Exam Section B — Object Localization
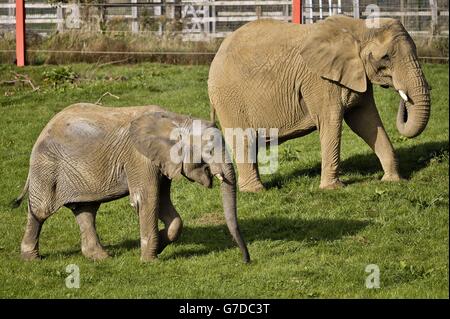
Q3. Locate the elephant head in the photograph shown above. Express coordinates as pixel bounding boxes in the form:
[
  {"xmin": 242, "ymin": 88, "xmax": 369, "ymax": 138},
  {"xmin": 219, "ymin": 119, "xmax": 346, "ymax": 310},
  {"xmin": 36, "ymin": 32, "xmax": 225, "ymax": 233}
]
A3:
[
  {"xmin": 300, "ymin": 15, "xmax": 431, "ymax": 138},
  {"xmin": 129, "ymin": 111, "xmax": 250, "ymax": 263}
]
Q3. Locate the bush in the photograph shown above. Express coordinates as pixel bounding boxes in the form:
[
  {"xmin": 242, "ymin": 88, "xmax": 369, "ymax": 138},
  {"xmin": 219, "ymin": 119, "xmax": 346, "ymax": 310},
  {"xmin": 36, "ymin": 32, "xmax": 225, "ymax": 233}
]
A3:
[
  {"xmin": 0, "ymin": 30, "xmax": 221, "ymax": 65},
  {"xmin": 42, "ymin": 66, "xmax": 79, "ymax": 87},
  {"xmin": 414, "ymin": 35, "xmax": 449, "ymax": 64},
  {"xmin": 0, "ymin": 29, "xmax": 446, "ymax": 65}
]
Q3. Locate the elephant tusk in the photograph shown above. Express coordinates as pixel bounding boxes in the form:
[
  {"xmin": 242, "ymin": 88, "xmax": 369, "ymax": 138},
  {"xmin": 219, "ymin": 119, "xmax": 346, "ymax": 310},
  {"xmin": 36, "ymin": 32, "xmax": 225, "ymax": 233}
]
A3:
[
  {"xmin": 399, "ymin": 90, "xmax": 409, "ymax": 102},
  {"xmin": 215, "ymin": 174, "xmax": 224, "ymax": 182}
]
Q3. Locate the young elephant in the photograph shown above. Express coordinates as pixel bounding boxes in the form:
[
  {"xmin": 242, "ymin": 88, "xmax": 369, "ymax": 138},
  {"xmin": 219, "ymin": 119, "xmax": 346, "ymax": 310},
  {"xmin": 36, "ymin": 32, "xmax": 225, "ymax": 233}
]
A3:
[{"xmin": 13, "ymin": 103, "xmax": 250, "ymax": 263}]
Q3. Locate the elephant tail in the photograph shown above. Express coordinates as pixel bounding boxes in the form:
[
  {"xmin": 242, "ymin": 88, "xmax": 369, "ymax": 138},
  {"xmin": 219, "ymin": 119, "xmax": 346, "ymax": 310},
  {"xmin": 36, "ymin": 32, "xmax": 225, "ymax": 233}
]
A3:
[{"xmin": 11, "ymin": 175, "xmax": 29, "ymax": 208}]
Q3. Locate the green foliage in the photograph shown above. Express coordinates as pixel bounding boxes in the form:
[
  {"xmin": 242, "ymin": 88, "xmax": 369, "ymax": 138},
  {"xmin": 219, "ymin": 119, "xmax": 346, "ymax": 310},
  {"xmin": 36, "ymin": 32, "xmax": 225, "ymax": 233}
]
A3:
[
  {"xmin": 414, "ymin": 36, "xmax": 449, "ymax": 62},
  {"xmin": 0, "ymin": 28, "xmax": 221, "ymax": 65},
  {"xmin": 0, "ymin": 63, "xmax": 448, "ymax": 298},
  {"xmin": 42, "ymin": 66, "xmax": 79, "ymax": 87}
]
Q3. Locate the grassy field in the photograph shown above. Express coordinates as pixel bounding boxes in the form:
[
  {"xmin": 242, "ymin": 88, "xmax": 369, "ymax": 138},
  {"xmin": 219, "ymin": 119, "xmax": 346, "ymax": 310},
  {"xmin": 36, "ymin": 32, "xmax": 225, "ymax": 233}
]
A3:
[{"xmin": 0, "ymin": 62, "xmax": 448, "ymax": 298}]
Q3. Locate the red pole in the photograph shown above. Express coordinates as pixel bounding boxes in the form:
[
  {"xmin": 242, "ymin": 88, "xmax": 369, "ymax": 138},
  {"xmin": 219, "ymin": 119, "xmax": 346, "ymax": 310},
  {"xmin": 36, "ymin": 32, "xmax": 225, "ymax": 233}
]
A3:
[
  {"xmin": 292, "ymin": 0, "xmax": 302, "ymax": 24},
  {"xmin": 16, "ymin": 0, "xmax": 26, "ymax": 66}
]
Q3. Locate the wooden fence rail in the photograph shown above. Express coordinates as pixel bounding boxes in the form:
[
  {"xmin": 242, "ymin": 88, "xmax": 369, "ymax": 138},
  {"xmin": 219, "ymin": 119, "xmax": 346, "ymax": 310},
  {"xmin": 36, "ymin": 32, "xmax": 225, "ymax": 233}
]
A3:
[{"xmin": 0, "ymin": 1, "xmax": 448, "ymax": 38}]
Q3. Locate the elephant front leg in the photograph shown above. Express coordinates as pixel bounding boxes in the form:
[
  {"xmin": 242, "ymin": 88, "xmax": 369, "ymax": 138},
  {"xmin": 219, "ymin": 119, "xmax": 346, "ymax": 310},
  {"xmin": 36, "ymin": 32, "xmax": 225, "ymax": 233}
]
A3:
[
  {"xmin": 132, "ymin": 191, "xmax": 160, "ymax": 262},
  {"xmin": 344, "ymin": 97, "xmax": 402, "ymax": 182},
  {"xmin": 318, "ymin": 111, "xmax": 345, "ymax": 189},
  {"xmin": 128, "ymin": 167, "xmax": 162, "ymax": 262},
  {"xmin": 236, "ymin": 162, "xmax": 265, "ymax": 193},
  {"xmin": 157, "ymin": 178, "xmax": 183, "ymax": 254},
  {"xmin": 72, "ymin": 203, "xmax": 109, "ymax": 261}
]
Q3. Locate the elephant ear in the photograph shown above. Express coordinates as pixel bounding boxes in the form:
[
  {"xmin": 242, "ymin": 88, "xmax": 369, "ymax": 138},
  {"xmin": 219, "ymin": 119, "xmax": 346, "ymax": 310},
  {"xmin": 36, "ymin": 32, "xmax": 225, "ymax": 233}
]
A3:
[
  {"xmin": 129, "ymin": 111, "xmax": 187, "ymax": 179},
  {"xmin": 299, "ymin": 16, "xmax": 367, "ymax": 93}
]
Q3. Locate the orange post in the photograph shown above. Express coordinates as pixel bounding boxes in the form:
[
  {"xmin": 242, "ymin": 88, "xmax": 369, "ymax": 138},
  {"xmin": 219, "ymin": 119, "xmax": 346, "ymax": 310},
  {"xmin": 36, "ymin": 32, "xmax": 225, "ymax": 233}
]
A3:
[
  {"xmin": 292, "ymin": 0, "xmax": 302, "ymax": 24},
  {"xmin": 16, "ymin": 0, "xmax": 26, "ymax": 66}
]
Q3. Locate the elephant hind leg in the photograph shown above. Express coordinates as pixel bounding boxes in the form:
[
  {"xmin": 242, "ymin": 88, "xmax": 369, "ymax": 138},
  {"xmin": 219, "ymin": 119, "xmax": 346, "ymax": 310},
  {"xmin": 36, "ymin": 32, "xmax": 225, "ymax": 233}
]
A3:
[
  {"xmin": 71, "ymin": 203, "xmax": 109, "ymax": 261},
  {"xmin": 158, "ymin": 178, "xmax": 183, "ymax": 254},
  {"xmin": 21, "ymin": 202, "xmax": 46, "ymax": 261},
  {"xmin": 21, "ymin": 175, "xmax": 64, "ymax": 261}
]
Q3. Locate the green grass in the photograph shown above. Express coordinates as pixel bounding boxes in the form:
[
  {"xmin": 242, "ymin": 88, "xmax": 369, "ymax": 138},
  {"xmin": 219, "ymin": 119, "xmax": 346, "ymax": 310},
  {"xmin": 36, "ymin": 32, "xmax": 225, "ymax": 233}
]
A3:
[{"xmin": 0, "ymin": 62, "xmax": 448, "ymax": 298}]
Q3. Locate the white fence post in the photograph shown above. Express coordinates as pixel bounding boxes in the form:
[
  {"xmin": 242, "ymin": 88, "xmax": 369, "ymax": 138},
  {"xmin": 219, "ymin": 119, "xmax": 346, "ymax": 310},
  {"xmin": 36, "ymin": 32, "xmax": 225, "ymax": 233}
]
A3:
[
  {"xmin": 306, "ymin": 0, "xmax": 313, "ymax": 23},
  {"xmin": 400, "ymin": 0, "xmax": 405, "ymax": 25},
  {"xmin": 131, "ymin": 0, "xmax": 138, "ymax": 33},
  {"xmin": 8, "ymin": 0, "xmax": 14, "ymax": 17},
  {"xmin": 211, "ymin": 1, "xmax": 216, "ymax": 34},
  {"xmin": 429, "ymin": 0, "xmax": 438, "ymax": 36},
  {"xmin": 353, "ymin": 0, "xmax": 360, "ymax": 19},
  {"xmin": 156, "ymin": 0, "xmax": 163, "ymax": 35},
  {"xmin": 204, "ymin": 3, "xmax": 210, "ymax": 34},
  {"xmin": 56, "ymin": 4, "xmax": 64, "ymax": 32},
  {"xmin": 283, "ymin": 1, "xmax": 289, "ymax": 21},
  {"xmin": 165, "ymin": 0, "xmax": 174, "ymax": 28},
  {"xmin": 65, "ymin": 3, "xmax": 80, "ymax": 29},
  {"xmin": 332, "ymin": 4, "xmax": 338, "ymax": 15},
  {"xmin": 319, "ymin": 0, "xmax": 323, "ymax": 19}
]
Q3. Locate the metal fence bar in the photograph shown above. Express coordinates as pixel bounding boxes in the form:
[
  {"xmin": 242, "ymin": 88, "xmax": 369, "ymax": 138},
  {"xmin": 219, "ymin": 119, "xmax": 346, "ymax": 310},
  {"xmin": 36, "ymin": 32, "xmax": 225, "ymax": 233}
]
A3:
[
  {"xmin": 292, "ymin": 0, "xmax": 302, "ymax": 23},
  {"xmin": 353, "ymin": 0, "xmax": 359, "ymax": 19},
  {"xmin": 15, "ymin": 0, "xmax": 25, "ymax": 66}
]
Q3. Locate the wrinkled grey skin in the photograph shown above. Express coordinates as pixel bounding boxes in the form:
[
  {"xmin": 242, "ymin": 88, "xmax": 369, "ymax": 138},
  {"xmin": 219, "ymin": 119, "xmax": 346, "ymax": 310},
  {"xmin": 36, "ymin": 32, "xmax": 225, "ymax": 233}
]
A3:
[
  {"xmin": 14, "ymin": 103, "xmax": 250, "ymax": 263},
  {"xmin": 208, "ymin": 16, "xmax": 431, "ymax": 192}
]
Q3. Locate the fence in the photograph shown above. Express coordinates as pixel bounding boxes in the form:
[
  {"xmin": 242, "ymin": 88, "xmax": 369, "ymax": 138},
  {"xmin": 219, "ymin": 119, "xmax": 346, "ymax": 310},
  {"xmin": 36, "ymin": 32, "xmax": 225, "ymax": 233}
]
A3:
[
  {"xmin": 0, "ymin": 0, "xmax": 448, "ymax": 64},
  {"xmin": 0, "ymin": 1, "xmax": 295, "ymax": 40},
  {"xmin": 303, "ymin": 1, "xmax": 448, "ymax": 36},
  {"xmin": 1, "ymin": 1, "xmax": 449, "ymax": 37}
]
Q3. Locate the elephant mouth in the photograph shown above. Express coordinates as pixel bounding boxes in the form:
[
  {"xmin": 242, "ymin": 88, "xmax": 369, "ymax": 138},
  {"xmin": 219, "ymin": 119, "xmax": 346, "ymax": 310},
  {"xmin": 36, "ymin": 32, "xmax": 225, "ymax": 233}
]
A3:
[{"xmin": 400, "ymin": 100, "xmax": 409, "ymax": 123}]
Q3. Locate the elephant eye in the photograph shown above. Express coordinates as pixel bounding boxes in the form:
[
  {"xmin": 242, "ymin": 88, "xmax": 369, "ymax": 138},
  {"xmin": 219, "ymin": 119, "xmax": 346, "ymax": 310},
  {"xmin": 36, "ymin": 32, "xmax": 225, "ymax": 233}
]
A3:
[{"xmin": 382, "ymin": 54, "xmax": 389, "ymax": 60}]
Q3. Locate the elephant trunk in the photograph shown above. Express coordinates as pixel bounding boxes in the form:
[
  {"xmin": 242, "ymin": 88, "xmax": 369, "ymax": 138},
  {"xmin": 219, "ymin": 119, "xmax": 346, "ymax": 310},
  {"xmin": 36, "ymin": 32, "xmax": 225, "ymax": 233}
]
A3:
[
  {"xmin": 395, "ymin": 66, "xmax": 431, "ymax": 138},
  {"xmin": 220, "ymin": 162, "xmax": 250, "ymax": 263}
]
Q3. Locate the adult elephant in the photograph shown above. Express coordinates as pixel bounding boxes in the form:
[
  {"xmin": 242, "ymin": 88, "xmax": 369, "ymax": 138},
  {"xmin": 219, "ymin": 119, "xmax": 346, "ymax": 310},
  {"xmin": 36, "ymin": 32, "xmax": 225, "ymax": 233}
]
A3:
[
  {"xmin": 208, "ymin": 16, "xmax": 431, "ymax": 192},
  {"xmin": 14, "ymin": 103, "xmax": 249, "ymax": 263}
]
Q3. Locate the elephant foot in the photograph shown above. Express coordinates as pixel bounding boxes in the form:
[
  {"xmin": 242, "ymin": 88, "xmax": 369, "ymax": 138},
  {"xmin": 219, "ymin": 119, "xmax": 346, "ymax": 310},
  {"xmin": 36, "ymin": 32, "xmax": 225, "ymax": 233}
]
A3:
[
  {"xmin": 320, "ymin": 179, "xmax": 346, "ymax": 190},
  {"xmin": 82, "ymin": 246, "xmax": 109, "ymax": 261},
  {"xmin": 238, "ymin": 179, "xmax": 266, "ymax": 193},
  {"xmin": 21, "ymin": 250, "xmax": 41, "ymax": 261},
  {"xmin": 140, "ymin": 254, "xmax": 158, "ymax": 263},
  {"xmin": 381, "ymin": 174, "xmax": 404, "ymax": 182},
  {"xmin": 239, "ymin": 184, "xmax": 265, "ymax": 193},
  {"xmin": 157, "ymin": 225, "xmax": 181, "ymax": 254}
]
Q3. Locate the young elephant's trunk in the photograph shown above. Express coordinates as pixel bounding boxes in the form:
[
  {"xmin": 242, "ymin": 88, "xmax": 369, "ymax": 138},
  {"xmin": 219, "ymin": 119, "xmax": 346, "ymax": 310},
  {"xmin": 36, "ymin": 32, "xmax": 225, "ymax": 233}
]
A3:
[{"xmin": 220, "ymin": 162, "xmax": 250, "ymax": 263}]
